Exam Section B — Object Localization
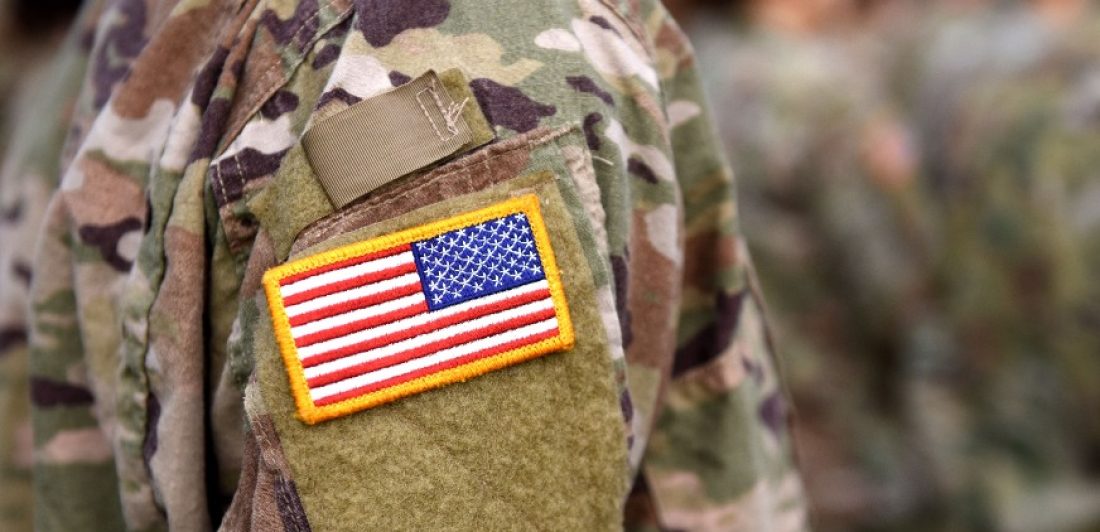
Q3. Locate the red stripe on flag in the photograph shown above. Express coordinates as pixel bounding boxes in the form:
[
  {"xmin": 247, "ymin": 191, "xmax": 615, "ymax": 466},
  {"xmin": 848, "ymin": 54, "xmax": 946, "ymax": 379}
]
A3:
[
  {"xmin": 306, "ymin": 307, "xmax": 558, "ymax": 388},
  {"xmin": 287, "ymin": 283, "xmax": 422, "ymax": 327},
  {"xmin": 279, "ymin": 244, "xmax": 411, "ymax": 286},
  {"xmin": 299, "ymin": 288, "xmax": 552, "ymax": 367},
  {"xmin": 281, "ymin": 261, "xmax": 418, "ymax": 306},
  {"xmin": 312, "ymin": 327, "xmax": 561, "ymax": 406}
]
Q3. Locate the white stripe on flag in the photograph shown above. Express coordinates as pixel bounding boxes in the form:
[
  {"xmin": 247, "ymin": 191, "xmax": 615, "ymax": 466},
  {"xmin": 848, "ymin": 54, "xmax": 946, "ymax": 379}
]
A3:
[
  {"xmin": 309, "ymin": 318, "xmax": 560, "ymax": 402},
  {"xmin": 279, "ymin": 251, "xmax": 416, "ymax": 298},
  {"xmin": 302, "ymin": 297, "xmax": 556, "ymax": 377}
]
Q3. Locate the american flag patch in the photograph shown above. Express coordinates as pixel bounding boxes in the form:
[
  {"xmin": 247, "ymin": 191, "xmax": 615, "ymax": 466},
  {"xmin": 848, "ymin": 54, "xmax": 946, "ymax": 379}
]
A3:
[{"xmin": 262, "ymin": 194, "xmax": 574, "ymax": 424}]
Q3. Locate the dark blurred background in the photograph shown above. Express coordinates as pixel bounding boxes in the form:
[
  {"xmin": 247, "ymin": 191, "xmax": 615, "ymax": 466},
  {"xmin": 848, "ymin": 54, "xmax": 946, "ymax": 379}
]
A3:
[
  {"xmin": 1, "ymin": 1, "xmax": 1099, "ymax": 531},
  {"xmin": 667, "ymin": 0, "xmax": 1100, "ymax": 530},
  {"xmin": 0, "ymin": 0, "xmax": 82, "ymax": 151}
]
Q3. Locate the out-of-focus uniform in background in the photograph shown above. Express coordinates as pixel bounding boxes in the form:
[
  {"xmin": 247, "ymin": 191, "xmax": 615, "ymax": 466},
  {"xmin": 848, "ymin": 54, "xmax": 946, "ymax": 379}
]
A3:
[
  {"xmin": 909, "ymin": 2, "xmax": 1100, "ymax": 529},
  {"xmin": 678, "ymin": 0, "xmax": 1100, "ymax": 530},
  {"xmin": 0, "ymin": 1, "xmax": 83, "ymax": 529},
  {"xmin": 686, "ymin": 2, "xmax": 931, "ymax": 527}
]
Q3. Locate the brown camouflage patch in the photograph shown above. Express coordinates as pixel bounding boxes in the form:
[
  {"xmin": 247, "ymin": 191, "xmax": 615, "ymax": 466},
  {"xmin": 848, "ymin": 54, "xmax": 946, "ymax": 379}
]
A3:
[
  {"xmin": 567, "ymin": 75, "xmax": 616, "ymax": 106},
  {"xmin": 112, "ymin": 0, "xmax": 232, "ymax": 118},
  {"xmin": 64, "ymin": 156, "xmax": 146, "ymax": 226},
  {"xmin": 624, "ymin": 210, "xmax": 682, "ymax": 371}
]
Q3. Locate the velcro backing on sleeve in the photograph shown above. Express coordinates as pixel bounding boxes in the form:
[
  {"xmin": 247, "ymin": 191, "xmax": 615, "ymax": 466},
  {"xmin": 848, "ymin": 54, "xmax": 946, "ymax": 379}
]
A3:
[{"xmin": 302, "ymin": 70, "xmax": 490, "ymax": 208}]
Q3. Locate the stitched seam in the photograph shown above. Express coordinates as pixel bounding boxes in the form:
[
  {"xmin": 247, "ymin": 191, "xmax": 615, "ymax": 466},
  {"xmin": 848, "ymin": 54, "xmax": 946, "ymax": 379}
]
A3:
[
  {"xmin": 259, "ymin": 0, "xmax": 348, "ymax": 92},
  {"xmin": 215, "ymin": 0, "xmax": 351, "ymax": 163},
  {"xmin": 444, "ymin": 97, "xmax": 468, "ymax": 136},
  {"xmin": 214, "ymin": 163, "xmax": 229, "ymax": 208},
  {"xmin": 415, "ymin": 77, "xmax": 466, "ymax": 142},
  {"xmin": 215, "ymin": 0, "xmax": 352, "ymax": 247},
  {"xmin": 241, "ymin": 0, "xmax": 337, "ymax": 123},
  {"xmin": 426, "ymin": 78, "xmax": 461, "ymax": 137},
  {"xmin": 205, "ymin": 0, "xmax": 262, "ymax": 208},
  {"xmin": 301, "ymin": 126, "xmax": 574, "ymax": 241},
  {"xmin": 415, "ymin": 85, "xmax": 448, "ymax": 141},
  {"xmin": 426, "ymin": 80, "xmax": 446, "ymax": 133},
  {"xmin": 233, "ymin": 154, "xmax": 247, "ymax": 203},
  {"xmin": 342, "ymin": 127, "xmax": 566, "ymax": 210},
  {"xmin": 207, "ymin": 0, "xmax": 261, "ymax": 209}
]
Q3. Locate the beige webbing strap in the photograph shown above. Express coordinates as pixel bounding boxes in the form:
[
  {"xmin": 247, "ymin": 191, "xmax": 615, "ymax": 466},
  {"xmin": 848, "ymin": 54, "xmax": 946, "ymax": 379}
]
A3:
[{"xmin": 302, "ymin": 70, "xmax": 475, "ymax": 208}]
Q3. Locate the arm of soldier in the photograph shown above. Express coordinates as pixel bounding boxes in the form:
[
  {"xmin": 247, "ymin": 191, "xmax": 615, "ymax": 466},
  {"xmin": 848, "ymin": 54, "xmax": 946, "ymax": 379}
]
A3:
[
  {"xmin": 636, "ymin": 8, "xmax": 808, "ymax": 531},
  {"xmin": 0, "ymin": 181, "xmax": 35, "ymax": 532},
  {"xmin": 11, "ymin": 18, "xmax": 128, "ymax": 529},
  {"xmin": 0, "ymin": 39, "xmax": 95, "ymax": 531}
]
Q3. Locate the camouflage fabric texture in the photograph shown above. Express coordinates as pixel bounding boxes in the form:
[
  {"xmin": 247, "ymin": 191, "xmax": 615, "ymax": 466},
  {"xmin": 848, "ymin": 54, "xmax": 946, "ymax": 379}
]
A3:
[
  {"xmin": 692, "ymin": 15, "xmax": 927, "ymax": 529},
  {"xmin": 691, "ymin": 2, "xmax": 1100, "ymax": 531},
  {"xmin": 0, "ymin": 1, "xmax": 94, "ymax": 530},
  {"xmin": 0, "ymin": 0, "xmax": 807, "ymax": 530}
]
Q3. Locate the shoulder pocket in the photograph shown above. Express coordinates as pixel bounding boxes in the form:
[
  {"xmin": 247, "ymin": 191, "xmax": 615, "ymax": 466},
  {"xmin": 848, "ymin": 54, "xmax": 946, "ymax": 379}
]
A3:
[{"xmin": 243, "ymin": 125, "xmax": 630, "ymax": 531}]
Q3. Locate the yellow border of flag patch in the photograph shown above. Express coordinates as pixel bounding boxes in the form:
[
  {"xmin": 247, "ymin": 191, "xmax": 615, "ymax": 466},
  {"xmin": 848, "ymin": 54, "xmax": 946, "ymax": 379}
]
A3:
[{"xmin": 262, "ymin": 194, "xmax": 575, "ymax": 424}]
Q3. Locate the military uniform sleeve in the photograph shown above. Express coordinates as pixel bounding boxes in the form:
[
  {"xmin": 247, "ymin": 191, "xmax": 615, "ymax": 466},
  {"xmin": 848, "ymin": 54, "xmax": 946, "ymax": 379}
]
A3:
[
  {"xmin": 0, "ymin": 139, "xmax": 36, "ymax": 532},
  {"xmin": 11, "ymin": 0, "xmax": 810, "ymax": 529},
  {"xmin": 630, "ymin": 7, "xmax": 809, "ymax": 530}
]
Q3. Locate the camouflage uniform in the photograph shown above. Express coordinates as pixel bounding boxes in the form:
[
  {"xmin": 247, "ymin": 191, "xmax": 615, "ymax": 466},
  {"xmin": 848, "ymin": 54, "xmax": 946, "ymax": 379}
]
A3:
[
  {"xmin": 8, "ymin": 0, "xmax": 806, "ymax": 530},
  {"xmin": 690, "ymin": 10, "xmax": 933, "ymax": 529}
]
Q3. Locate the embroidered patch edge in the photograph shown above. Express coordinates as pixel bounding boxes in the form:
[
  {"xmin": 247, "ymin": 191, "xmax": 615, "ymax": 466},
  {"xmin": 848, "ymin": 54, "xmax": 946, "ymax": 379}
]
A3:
[{"xmin": 262, "ymin": 194, "xmax": 575, "ymax": 424}]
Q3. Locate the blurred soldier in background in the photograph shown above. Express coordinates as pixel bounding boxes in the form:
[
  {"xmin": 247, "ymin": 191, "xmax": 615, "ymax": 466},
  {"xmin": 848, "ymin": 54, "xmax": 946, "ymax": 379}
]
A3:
[
  {"xmin": 0, "ymin": 0, "xmax": 83, "ymax": 148},
  {"xmin": 678, "ymin": 0, "xmax": 933, "ymax": 528},
  {"xmin": 909, "ymin": 0, "xmax": 1100, "ymax": 529},
  {"xmin": 0, "ymin": 1, "xmax": 85, "ymax": 529},
  {"xmin": 675, "ymin": 0, "xmax": 1100, "ymax": 530}
]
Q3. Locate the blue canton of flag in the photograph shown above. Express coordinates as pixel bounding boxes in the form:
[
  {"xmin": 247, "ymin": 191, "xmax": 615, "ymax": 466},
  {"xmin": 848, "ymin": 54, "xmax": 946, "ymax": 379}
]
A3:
[{"xmin": 412, "ymin": 212, "xmax": 546, "ymax": 311}]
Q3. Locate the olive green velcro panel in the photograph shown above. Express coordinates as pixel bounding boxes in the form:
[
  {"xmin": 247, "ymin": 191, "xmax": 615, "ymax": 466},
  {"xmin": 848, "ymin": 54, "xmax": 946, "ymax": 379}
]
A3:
[
  {"xmin": 254, "ymin": 69, "xmax": 498, "ymax": 259},
  {"xmin": 254, "ymin": 171, "xmax": 628, "ymax": 531},
  {"xmin": 302, "ymin": 70, "xmax": 493, "ymax": 208},
  {"xmin": 247, "ymin": 143, "xmax": 335, "ymax": 262}
]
